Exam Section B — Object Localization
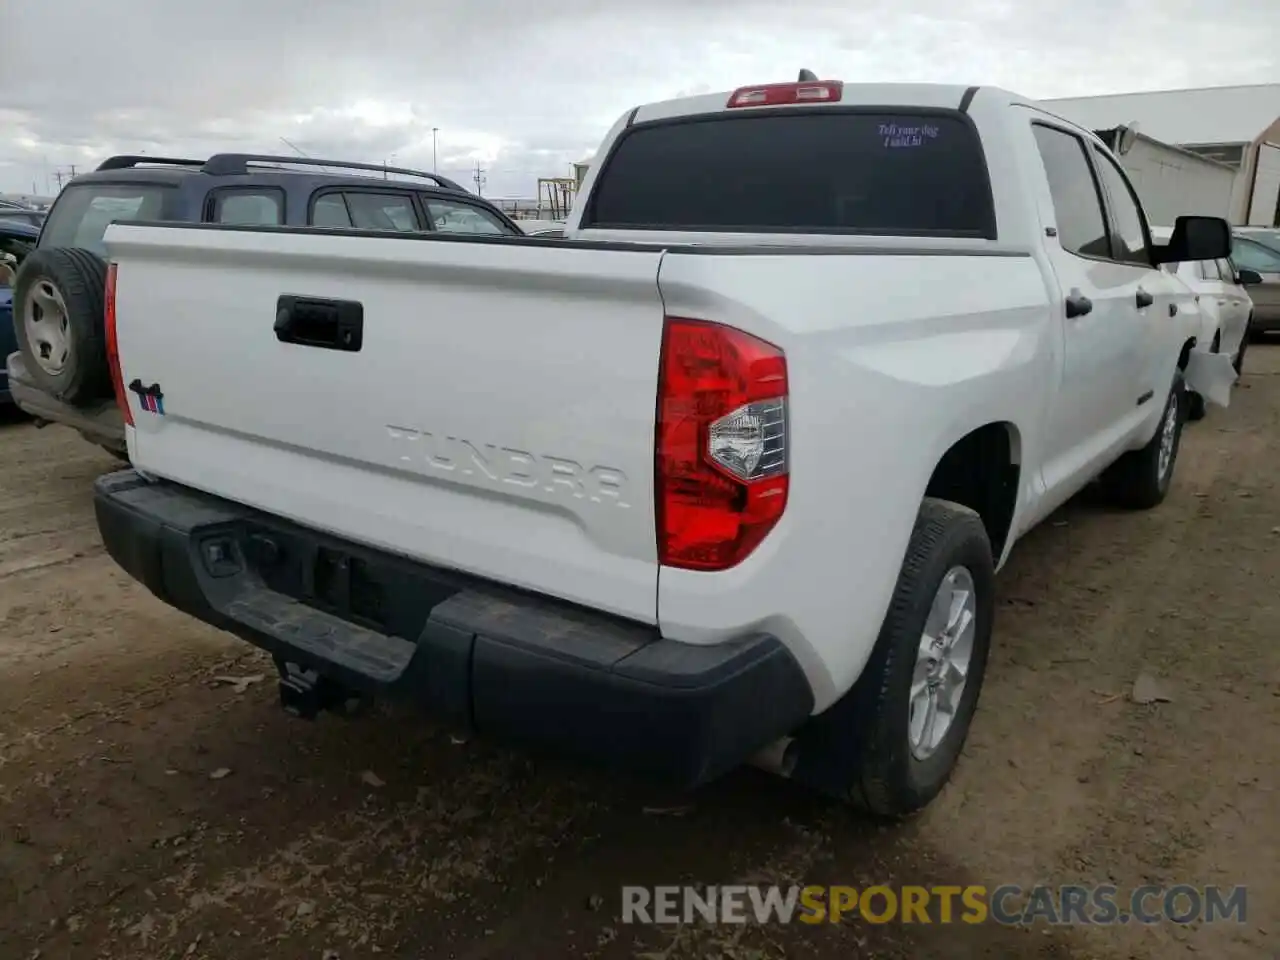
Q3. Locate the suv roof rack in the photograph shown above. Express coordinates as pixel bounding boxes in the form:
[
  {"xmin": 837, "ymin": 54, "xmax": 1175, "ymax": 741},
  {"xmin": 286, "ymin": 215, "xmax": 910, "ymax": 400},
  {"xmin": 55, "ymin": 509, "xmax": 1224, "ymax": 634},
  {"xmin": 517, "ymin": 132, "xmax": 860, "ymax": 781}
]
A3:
[
  {"xmin": 200, "ymin": 154, "xmax": 467, "ymax": 192},
  {"xmin": 96, "ymin": 155, "xmax": 207, "ymax": 171}
]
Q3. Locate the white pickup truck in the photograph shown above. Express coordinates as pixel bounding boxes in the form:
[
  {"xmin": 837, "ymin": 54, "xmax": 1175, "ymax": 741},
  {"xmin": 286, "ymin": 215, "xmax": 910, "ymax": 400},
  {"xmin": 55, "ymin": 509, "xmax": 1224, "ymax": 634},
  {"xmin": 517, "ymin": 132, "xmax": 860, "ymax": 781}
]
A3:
[{"xmin": 94, "ymin": 79, "xmax": 1233, "ymax": 817}]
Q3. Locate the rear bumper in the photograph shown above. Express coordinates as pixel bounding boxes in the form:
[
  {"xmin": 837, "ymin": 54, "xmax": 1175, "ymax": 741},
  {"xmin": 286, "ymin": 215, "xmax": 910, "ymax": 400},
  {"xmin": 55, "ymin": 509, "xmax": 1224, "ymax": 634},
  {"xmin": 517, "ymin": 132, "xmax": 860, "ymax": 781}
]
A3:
[
  {"xmin": 93, "ymin": 470, "xmax": 814, "ymax": 786},
  {"xmin": 6, "ymin": 352, "xmax": 125, "ymax": 450}
]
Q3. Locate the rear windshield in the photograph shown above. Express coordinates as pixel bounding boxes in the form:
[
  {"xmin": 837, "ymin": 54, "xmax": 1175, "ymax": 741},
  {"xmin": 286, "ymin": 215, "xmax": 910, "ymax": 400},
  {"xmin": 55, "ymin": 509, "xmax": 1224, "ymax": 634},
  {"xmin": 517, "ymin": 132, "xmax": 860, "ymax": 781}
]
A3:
[
  {"xmin": 40, "ymin": 183, "xmax": 172, "ymax": 256},
  {"xmin": 586, "ymin": 111, "xmax": 995, "ymax": 238}
]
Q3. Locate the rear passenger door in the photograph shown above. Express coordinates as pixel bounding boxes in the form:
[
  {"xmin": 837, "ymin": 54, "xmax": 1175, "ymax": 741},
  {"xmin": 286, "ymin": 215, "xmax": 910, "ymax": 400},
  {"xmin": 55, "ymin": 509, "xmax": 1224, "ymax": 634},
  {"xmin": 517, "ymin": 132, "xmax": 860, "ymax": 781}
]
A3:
[
  {"xmin": 1030, "ymin": 122, "xmax": 1147, "ymax": 486},
  {"xmin": 308, "ymin": 189, "xmax": 422, "ymax": 232},
  {"xmin": 204, "ymin": 188, "xmax": 285, "ymax": 226},
  {"xmin": 1086, "ymin": 144, "xmax": 1185, "ymax": 412}
]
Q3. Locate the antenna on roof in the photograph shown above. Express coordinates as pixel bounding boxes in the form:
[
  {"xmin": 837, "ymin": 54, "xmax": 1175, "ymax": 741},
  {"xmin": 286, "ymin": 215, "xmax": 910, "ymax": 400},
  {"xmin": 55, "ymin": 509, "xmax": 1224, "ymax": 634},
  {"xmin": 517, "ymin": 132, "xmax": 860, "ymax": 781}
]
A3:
[{"xmin": 797, "ymin": 68, "xmax": 819, "ymax": 82}]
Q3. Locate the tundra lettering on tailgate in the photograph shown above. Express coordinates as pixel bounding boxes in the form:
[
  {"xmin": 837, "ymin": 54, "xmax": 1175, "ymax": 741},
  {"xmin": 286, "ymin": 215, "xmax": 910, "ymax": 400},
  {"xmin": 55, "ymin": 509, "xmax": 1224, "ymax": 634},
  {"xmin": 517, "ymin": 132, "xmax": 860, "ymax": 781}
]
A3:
[{"xmin": 386, "ymin": 425, "xmax": 631, "ymax": 508}]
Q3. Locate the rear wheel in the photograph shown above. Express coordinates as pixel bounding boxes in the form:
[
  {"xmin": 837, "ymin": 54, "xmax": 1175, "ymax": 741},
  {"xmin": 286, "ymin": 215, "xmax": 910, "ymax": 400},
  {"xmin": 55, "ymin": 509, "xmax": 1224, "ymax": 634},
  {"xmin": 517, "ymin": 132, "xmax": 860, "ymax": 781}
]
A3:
[
  {"xmin": 1102, "ymin": 375, "xmax": 1184, "ymax": 510},
  {"xmin": 12, "ymin": 248, "xmax": 111, "ymax": 407},
  {"xmin": 790, "ymin": 498, "xmax": 995, "ymax": 818}
]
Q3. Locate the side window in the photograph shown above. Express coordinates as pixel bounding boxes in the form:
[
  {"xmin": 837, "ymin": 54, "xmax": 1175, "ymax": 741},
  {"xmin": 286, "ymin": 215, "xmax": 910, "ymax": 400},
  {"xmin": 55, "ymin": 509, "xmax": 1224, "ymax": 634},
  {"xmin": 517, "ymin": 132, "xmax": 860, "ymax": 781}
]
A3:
[
  {"xmin": 1215, "ymin": 259, "xmax": 1235, "ymax": 282},
  {"xmin": 425, "ymin": 199, "xmax": 514, "ymax": 235},
  {"xmin": 344, "ymin": 192, "xmax": 420, "ymax": 232},
  {"xmin": 1090, "ymin": 148, "xmax": 1151, "ymax": 266},
  {"xmin": 1031, "ymin": 125, "xmax": 1110, "ymax": 259},
  {"xmin": 1197, "ymin": 261, "xmax": 1221, "ymax": 281},
  {"xmin": 210, "ymin": 189, "xmax": 283, "ymax": 226},
  {"xmin": 38, "ymin": 184, "xmax": 171, "ymax": 257},
  {"xmin": 1232, "ymin": 238, "xmax": 1280, "ymax": 274},
  {"xmin": 311, "ymin": 193, "xmax": 352, "ymax": 228}
]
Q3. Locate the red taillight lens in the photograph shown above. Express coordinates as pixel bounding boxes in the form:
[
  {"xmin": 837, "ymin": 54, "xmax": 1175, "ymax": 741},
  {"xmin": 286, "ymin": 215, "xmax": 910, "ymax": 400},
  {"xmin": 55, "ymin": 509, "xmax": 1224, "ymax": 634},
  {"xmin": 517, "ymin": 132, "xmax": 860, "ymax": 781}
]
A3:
[
  {"xmin": 104, "ymin": 262, "xmax": 132, "ymax": 427},
  {"xmin": 726, "ymin": 80, "xmax": 843, "ymax": 109},
  {"xmin": 656, "ymin": 317, "xmax": 789, "ymax": 571}
]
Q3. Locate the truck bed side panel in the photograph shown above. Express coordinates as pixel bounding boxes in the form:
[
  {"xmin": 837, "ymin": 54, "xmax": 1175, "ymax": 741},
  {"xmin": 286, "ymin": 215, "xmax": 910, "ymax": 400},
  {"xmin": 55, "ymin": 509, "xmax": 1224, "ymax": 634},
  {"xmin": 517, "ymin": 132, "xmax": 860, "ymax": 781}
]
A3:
[
  {"xmin": 655, "ymin": 249, "xmax": 1054, "ymax": 708},
  {"xmin": 106, "ymin": 225, "xmax": 667, "ymax": 622}
]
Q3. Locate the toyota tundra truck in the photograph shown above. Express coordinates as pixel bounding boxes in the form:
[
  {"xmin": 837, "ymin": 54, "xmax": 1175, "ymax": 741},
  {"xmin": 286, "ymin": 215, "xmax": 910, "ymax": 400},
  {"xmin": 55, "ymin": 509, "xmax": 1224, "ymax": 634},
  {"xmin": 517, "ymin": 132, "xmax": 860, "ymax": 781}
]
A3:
[{"xmin": 92, "ymin": 79, "xmax": 1233, "ymax": 817}]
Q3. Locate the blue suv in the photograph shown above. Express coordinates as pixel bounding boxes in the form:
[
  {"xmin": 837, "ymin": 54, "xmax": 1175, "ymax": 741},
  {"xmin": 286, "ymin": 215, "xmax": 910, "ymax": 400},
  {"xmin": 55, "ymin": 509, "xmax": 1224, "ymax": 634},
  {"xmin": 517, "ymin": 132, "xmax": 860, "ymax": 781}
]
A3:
[
  {"xmin": 8, "ymin": 154, "xmax": 524, "ymax": 454},
  {"xmin": 0, "ymin": 219, "xmax": 40, "ymax": 403}
]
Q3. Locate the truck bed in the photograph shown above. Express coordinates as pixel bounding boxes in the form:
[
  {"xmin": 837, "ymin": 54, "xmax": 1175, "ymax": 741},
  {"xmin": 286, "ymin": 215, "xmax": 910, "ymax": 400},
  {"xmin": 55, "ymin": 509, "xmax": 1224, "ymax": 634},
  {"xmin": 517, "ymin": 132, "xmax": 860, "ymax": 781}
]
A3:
[{"xmin": 105, "ymin": 220, "xmax": 1050, "ymax": 707}]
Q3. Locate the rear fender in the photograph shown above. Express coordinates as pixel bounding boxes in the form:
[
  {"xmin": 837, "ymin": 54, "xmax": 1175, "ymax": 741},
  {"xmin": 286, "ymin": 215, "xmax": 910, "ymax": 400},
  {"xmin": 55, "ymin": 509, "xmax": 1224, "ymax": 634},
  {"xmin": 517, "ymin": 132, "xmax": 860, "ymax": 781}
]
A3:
[{"xmin": 655, "ymin": 250, "xmax": 1051, "ymax": 709}]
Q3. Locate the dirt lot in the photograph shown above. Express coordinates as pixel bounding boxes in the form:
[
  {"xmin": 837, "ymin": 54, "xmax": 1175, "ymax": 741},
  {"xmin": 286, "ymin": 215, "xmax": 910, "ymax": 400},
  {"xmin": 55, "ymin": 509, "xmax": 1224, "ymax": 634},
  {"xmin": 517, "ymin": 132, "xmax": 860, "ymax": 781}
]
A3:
[{"xmin": 1, "ymin": 352, "xmax": 1278, "ymax": 960}]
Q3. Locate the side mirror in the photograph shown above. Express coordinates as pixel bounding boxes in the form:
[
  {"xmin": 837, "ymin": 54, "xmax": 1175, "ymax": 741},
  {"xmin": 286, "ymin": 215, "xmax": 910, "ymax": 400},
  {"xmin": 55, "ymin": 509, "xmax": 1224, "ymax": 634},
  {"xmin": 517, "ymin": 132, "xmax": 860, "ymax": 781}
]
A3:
[
  {"xmin": 1152, "ymin": 215, "xmax": 1232, "ymax": 265},
  {"xmin": 1237, "ymin": 268, "xmax": 1263, "ymax": 286}
]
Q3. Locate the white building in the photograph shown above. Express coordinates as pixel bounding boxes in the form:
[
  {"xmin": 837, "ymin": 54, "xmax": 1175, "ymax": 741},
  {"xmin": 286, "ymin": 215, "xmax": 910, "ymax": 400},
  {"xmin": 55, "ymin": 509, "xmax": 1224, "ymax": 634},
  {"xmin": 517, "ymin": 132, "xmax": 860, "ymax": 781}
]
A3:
[{"xmin": 1042, "ymin": 84, "xmax": 1280, "ymax": 226}]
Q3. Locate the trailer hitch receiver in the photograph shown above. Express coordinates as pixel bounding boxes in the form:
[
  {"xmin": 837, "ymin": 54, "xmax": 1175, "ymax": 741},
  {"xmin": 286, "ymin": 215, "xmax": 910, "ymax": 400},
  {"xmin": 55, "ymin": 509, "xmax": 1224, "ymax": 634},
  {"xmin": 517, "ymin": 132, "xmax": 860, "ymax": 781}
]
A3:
[{"xmin": 275, "ymin": 659, "xmax": 368, "ymax": 720}]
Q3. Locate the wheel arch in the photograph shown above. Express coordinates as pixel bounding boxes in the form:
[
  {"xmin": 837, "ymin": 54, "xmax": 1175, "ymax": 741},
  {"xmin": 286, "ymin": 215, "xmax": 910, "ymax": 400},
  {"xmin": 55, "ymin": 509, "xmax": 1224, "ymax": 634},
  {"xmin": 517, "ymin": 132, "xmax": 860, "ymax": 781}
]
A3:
[
  {"xmin": 1177, "ymin": 337, "xmax": 1197, "ymax": 370},
  {"xmin": 923, "ymin": 421, "xmax": 1021, "ymax": 562}
]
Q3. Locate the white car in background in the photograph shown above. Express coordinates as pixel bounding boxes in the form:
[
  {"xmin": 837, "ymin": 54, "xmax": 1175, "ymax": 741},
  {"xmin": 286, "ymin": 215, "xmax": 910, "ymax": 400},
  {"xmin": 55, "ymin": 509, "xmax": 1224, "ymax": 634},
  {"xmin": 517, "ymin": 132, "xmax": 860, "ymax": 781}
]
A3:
[{"xmin": 1152, "ymin": 225, "xmax": 1254, "ymax": 419}]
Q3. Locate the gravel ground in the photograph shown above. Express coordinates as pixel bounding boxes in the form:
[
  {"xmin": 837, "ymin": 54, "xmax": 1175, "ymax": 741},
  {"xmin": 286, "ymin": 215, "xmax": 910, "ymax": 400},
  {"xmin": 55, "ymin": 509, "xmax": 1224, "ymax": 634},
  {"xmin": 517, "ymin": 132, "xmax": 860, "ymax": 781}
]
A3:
[{"xmin": 1, "ymin": 347, "xmax": 1277, "ymax": 960}]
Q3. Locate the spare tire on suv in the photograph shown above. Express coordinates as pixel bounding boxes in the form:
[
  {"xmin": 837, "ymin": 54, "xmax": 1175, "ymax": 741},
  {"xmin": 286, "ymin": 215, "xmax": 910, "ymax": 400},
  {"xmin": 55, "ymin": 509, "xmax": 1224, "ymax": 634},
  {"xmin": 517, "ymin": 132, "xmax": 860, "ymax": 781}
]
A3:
[{"xmin": 12, "ymin": 247, "xmax": 111, "ymax": 406}]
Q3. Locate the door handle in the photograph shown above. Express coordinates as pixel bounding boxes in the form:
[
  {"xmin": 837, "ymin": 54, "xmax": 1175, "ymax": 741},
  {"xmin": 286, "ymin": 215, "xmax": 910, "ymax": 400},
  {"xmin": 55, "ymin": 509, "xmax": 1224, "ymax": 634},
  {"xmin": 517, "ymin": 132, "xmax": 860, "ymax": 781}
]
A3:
[
  {"xmin": 1217, "ymin": 299, "xmax": 1227, "ymax": 306},
  {"xmin": 1065, "ymin": 289, "xmax": 1093, "ymax": 319},
  {"xmin": 275, "ymin": 296, "xmax": 364, "ymax": 352},
  {"xmin": 1135, "ymin": 288, "xmax": 1154, "ymax": 309}
]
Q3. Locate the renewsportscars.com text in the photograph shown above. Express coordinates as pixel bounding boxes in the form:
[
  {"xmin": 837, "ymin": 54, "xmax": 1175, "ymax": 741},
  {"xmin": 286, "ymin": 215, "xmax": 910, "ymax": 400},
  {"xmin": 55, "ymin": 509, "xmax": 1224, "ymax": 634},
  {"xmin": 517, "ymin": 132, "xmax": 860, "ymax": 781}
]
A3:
[{"xmin": 621, "ymin": 884, "xmax": 1248, "ymax": 926}]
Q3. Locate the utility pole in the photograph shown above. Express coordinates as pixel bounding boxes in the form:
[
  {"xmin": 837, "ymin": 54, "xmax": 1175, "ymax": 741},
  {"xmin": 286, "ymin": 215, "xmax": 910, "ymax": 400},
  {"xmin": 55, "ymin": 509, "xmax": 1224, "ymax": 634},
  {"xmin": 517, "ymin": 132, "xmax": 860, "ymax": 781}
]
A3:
[
  {"xmin": 51, "ymin": 164, "xmax": 79, "ymax": 190},
  {"xmin": 432, "ymin": 128, "xmax": 439, "ymax": 173},
  {"xmin": 472, "ymin": 161, "xmax": 486, "ymax": 196}
]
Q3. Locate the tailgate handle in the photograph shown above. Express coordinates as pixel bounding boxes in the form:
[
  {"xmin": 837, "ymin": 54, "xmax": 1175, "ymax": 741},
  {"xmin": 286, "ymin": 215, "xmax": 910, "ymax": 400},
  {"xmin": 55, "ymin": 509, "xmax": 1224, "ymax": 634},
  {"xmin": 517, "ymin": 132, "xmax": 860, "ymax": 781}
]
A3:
[{"xmin": 275, "ymin": 296, "xmax": 363, "ymax": 352}]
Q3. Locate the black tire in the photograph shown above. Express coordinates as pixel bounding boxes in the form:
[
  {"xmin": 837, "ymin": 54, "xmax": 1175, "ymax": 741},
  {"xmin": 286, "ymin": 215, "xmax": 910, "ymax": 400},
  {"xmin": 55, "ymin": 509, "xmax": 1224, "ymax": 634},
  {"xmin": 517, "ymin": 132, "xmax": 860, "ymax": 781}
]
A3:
[
  {"xmin": 790, "ymin": 498, "xmax": 995, "ymax": 818},
  {"xmin": 12, "ymin": 247, "xmax": 110, "ymax": 406},
  {"xmin": 1101, "ymin": 375, "xmax": 1185, "ymax": 510},
  {"xmin": 1186, "ymin": 391, "xmax": 1206, "ymax": 422},
  {"xmin": 1234, "ymin": 318, "xmax": 1250, "ymax": 376}
]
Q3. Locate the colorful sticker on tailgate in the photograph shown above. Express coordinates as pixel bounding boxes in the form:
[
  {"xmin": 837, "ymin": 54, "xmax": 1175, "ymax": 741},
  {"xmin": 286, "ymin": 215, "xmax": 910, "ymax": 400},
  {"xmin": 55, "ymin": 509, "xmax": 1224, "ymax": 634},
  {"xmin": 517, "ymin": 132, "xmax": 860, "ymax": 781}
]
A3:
[{"xmin": 128, "ymin": 379, "xmax": 165, "ymax": 415}]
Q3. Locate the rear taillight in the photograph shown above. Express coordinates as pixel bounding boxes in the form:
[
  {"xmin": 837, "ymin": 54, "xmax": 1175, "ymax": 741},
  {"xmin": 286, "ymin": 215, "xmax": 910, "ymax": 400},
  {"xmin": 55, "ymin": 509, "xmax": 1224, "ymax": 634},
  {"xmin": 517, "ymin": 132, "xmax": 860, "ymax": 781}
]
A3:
[
  {"xmin": 726, "ymin": 80, "xmax": 843, "ymax": 109},
  {"xmin": 104, "ymin": 262, "xmax": 132, "ymax": 427},
  {"xmin": 656, "ymin": 318, "xmax": 789, "ymax": 571}
]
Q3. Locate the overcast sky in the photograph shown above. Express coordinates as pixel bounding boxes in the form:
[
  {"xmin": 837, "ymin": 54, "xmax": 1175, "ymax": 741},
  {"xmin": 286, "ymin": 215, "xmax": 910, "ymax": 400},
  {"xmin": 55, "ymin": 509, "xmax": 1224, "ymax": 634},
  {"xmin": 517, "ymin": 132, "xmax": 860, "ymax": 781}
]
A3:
[{"xmin": 1, "ymin": 0, "xmax": 1277, "ymax": 200}]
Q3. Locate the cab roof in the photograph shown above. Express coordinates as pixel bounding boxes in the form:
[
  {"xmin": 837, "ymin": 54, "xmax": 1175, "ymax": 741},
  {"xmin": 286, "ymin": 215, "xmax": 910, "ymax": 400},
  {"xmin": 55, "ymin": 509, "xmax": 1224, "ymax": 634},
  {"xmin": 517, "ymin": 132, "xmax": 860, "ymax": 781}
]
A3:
[{"xmin": 632, "ymin": 81, "xmax": 988, "ymax": 124}]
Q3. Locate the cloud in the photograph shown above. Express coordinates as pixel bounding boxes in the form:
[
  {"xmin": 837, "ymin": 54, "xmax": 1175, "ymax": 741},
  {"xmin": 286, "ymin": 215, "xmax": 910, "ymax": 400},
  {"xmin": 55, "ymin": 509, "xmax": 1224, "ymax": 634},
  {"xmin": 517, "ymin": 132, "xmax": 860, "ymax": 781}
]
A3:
[{"xmin": 1, "ymin": 0, "xmax": 1276, "ymax": 197}]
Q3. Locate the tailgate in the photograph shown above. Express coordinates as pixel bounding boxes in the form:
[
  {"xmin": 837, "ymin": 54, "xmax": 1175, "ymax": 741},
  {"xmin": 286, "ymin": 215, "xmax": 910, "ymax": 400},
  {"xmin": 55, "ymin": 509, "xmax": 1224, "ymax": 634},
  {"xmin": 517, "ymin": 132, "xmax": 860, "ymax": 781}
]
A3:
[{"xmin": 105, "ymin": 224, "xmax": 666, "ymax": 622}]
